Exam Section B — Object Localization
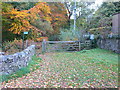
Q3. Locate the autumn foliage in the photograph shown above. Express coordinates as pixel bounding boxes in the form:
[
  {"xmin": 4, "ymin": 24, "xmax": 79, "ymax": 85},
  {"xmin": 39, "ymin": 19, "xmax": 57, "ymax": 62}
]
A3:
[
  {"xmin": 48, "ymin": 2, "xmax": 69, "ymax": 34},
  {"xmin": 2, "ymin": 2, "xmax": 69, "ymax": 41},
  {"xmin": 36, "ymin": 37, "xmax": 48, "ymax": 42},
  {"xmin": 3, "ymin": 9, "xmax": 31, "ymax": 34}
]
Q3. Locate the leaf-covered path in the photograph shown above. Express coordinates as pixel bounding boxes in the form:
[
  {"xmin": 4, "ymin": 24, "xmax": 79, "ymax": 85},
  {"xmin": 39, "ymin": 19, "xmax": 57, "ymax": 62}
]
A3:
[{"xmin": 1, "ymin": 49, "xmax": 118, "ymax": 88}]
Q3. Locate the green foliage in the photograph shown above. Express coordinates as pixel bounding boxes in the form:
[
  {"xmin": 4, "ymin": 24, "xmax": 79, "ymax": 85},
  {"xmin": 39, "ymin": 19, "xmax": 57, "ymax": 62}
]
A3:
[
  {"xmin": 2, "ymin": 39, "xmax": 23, "ymax": 53},
  {"xmin": 98, "ymin": 16, "xmax": 112, "ymax": 27},
  {"xmin": 2, "ymin": 29, "xmax": 20, "ymax": 42},
  {"xmin": 59, "ymin": 28, "xmax": 78, "ymax": 41},
  {"xmin": 2, "ymin": 3, "xmax": 13, "ymax": 12},
  {"xmin": 8, "ymin": 2, "xmax": 36, "ymax": 11},
  {"xmin": 98, "ymin": 2, "xmax": 120, "ymax": 17},
  {"xmin": 2, "ymin": 3, "xmax": 28, "ymax": 41},
  {"xmin": 63, "ymin": 2, "xmax": 95, "ymax": 40},
  {"xmin": 76, "ymin": 2, "xmax": 94, "ymax": 31},
  {"xmin": 89, "ymin": 15, "xmax": 112, "ymax": 30},
  {"xmin": 88, "ymin": 26, "xmax": 112, "ymax": 35},
  {"xmin": 30, "ymin": 17, "xmax": 54, "ymax": 37},
  {"xmin": 88, "ymin": 2, "xmax": 120, "ymax": 35},
  {"xmin": 59, "ymin": 24, "xmax": 86, "ymax": 41},
  {"xmin": 0, "ymin": 55, "xmax": 42, "ymax": 83},
  {"xmin": 48, "ymin": 34, "xmax": 60, "ymax": 41},
  {"xmin": 2, "ymin": 3, "xmax": 19, "ymax": 41}
]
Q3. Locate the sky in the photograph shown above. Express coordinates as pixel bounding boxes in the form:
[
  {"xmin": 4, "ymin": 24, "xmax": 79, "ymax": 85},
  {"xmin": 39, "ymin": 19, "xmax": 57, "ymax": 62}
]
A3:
[
  {"xmin": 90, "ymin": 0, "xmax": 103, "ymax": 10},
  {"xmin": 95, "ymin": 0, "xmax": 103, "ymax": 6},
  {"xmin": 70, "ymin": 0, "xmax": 103, "ymax": 19}
]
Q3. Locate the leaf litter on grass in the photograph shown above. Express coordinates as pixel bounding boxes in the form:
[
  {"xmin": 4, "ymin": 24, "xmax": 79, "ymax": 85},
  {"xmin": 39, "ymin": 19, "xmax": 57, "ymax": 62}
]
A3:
[{"xmin": 1, "ymin": 48, "xmax": 118, "ymax": 88}]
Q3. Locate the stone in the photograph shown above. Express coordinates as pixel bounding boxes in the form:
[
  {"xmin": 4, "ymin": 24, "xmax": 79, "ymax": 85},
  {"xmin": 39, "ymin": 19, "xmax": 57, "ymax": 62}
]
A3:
[
  {"xmin": 1, "ymin": 45, "xmax": 35, "ymax": 75},
  {"xmin": 97, "ymin": 39, "xmax": 119, "ymax": 53},
  {"xmin": 0, "ymin": 52, "xmax": 5, "ymax": 55}
]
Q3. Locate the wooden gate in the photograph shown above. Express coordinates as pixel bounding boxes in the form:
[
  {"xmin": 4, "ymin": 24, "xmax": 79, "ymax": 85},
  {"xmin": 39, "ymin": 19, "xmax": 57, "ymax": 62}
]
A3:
[{"xmin": 42, "ymin": 40, "xmax": 82, "ymax": 53}]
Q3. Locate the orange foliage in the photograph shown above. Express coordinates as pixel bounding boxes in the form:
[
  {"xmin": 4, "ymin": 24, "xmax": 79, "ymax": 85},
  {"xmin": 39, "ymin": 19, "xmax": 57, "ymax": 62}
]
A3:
[
  {"xmin": 28, "ymin": 2, "xmax": 52, "ymax": 22},
  {"xmin": 36, "ymin": 37, "xmax": 48, "ymax": 42},
  {"xmin": 3, "ymin": 2, "xmax": 68, "ymax": 36},
  {"xmin": 48, "ymin": 2, "xmax": 69, "ymax": 33},
  {"xmin": 3, "ymin": 9, "xmax": 32, "ymax": 34},
  {"xmin": 3, "ymin": 2, "xmax": 52, "ymax": 35}
]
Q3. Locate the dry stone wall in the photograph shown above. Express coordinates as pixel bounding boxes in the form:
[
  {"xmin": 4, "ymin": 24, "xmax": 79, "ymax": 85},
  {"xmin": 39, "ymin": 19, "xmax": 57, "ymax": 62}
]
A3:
[
  {"xmin": 97, "ymin": 39, "xmax": 119, "ymax": 53},
  {"xmin": 0, "ymin": 45, "xmax": 35, "ymax": 75},
  {"xmin": 97, "ymin": 13, "xmax": 120, "ymax": 53}
]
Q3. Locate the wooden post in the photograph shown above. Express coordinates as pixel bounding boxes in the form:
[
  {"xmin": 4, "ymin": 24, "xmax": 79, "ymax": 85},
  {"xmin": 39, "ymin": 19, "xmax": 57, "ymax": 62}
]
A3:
[
  {"xmin": 22, "ymin": 32, "xmax": 25, "ymax": 50},
  {"xmin": 79, "ymin": 41, "xmax": 81, "ymax": 51},
  {"xmin": 25, "ymin": 40, "xmax": 28, "ymax": 48},
  {"xmin": 42, "ymin": 40, "xmax": 44, "ymax": 53},
  {"xmin": 44, "ymin": 39, "xmax": 46, "ymax": 52},
  {"xmin": 42, "ymin": 39, "xmax": 46, "ymax": 54}
]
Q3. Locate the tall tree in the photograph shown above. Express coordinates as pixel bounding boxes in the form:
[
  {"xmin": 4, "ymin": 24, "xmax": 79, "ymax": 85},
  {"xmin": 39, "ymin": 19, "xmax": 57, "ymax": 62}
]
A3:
[
  {"xmin": 2, "ymin": 2, "xmax": 69, "ymax": 41},
  {"xmin": 59, "ymin": 2, "xmax": 95, "ymax": 41},
  {"xmin": 64, "ymin": 2, "xmax": 94, "ymax": 20},
  {"xmin": 48, "ymin": 2, "xmax": 69, "ymax": 34}
]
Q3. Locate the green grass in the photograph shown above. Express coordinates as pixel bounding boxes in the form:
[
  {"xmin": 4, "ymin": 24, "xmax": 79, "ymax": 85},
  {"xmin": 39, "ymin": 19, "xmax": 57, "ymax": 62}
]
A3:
[
  {"xmin": 0, "ymin": 55, "xmax": 42, "ymax": 83},
  {"xmin": 1, "ymin": 48, "xmax": 118, "ymax": 87},
  {"xmin": 49, "ymin": 48, "xmax": 118, "ymax": 87}
]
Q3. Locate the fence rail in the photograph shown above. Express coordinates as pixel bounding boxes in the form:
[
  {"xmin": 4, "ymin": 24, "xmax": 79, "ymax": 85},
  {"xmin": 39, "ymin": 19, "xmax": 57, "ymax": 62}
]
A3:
[
  {"xmin": 46, "ymin": 41, "xmax": 80, "ymax": 43},
  {"xmin": 42, "ymin": 40, "xmax": 91, "ymax": 53}
]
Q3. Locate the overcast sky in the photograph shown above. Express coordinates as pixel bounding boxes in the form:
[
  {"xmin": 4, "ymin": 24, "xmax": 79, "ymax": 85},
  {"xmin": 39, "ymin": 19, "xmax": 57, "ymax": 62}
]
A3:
[
  {"xmin": 70, "ymin": 0, "xmax": 103, "ymax": 19},
  {"xmin": 95, "ymin": 0, "xmax": 103, "ymax": 6},
  {"xmin": 90, "ymin": 0, "xmax": 103, "ymax": 10}
]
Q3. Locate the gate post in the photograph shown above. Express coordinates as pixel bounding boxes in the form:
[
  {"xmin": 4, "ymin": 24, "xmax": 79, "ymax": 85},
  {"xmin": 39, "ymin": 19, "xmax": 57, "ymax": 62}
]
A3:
[
  {"xmin": 42, "ymin": 39, "xmax": 46, "ymax": 54},
  {"xmin": 79, "ymin": 41, "xmax": 81, "ymax": 51}
]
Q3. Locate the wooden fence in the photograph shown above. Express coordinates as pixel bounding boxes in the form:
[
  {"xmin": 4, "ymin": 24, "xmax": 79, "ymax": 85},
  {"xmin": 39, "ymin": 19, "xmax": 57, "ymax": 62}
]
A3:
[{"xmin": 42, "ymin": 40, "xmax": 91, "ymax": 53}]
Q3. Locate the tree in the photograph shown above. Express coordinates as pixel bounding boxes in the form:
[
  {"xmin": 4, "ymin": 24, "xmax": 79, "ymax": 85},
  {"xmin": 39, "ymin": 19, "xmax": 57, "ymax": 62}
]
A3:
[
  {"xmin": 2, "ymin": 2, "xmax": 69, "ymax": 41},
  {"xmin": 97, "ymin": 2, "xmax": 120, "ymax": 17},
  {"xmin": 87, "ymin": 2, "xmax": 120, "ymax": 35},
  {"xmin": 64, "ymin": 2, "xmax": 94, "ymax": 19},
  {"xmin": 48, "ymin": 2, "xmax": 69, "ymax": 33},
  {"xmin": 8, "ymin": 2, "xmax": 36, "ymax": 11},
  {"xmin": 66, "ymin": 2, "xmax": 94, "ymax": 39},
  {"xmin": 2, "ymin": 3, "xmax": 20, "ymax": 41}
]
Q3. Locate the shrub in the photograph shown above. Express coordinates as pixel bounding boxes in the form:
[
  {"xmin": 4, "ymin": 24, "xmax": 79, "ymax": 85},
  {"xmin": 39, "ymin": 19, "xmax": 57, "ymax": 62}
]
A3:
[
  {"xmin": 2, "ymin": 39, "xmax": 23, "ymax": 54},
  {"xmin": 35, "ymin": 37, "xmax": 48, "ymax": 42},
  {"xmin": 2, "ymin": 39, "xmax": 35, "ymax": 55},
  {"xmin": 59, "ymin": 27, "xmax": 84, "ymax": 41}
]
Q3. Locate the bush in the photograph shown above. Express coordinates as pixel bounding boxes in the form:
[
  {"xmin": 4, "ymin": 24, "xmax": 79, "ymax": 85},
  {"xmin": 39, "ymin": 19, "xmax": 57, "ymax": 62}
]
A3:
[
  {"xmin": 59, "ymin": 27, "xmax": 85, "ymax": 41},
  {"xmin": 2, "ymin": 38, "xmax": 36, "ymax": 55},
  {"xmin": 2, "ymin": 39, "xmax": 23, "ymax": 54},
  {"xmin": 48, "ymin": 34, "xmax": 60, "ymax": 41},
  {"xmin": 59, "ymin": 28, "xmax": 76, "ymax": 41},
  {"xmin": 35, "ymin": 37, "xmax": 48, "ymax": 42}
]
